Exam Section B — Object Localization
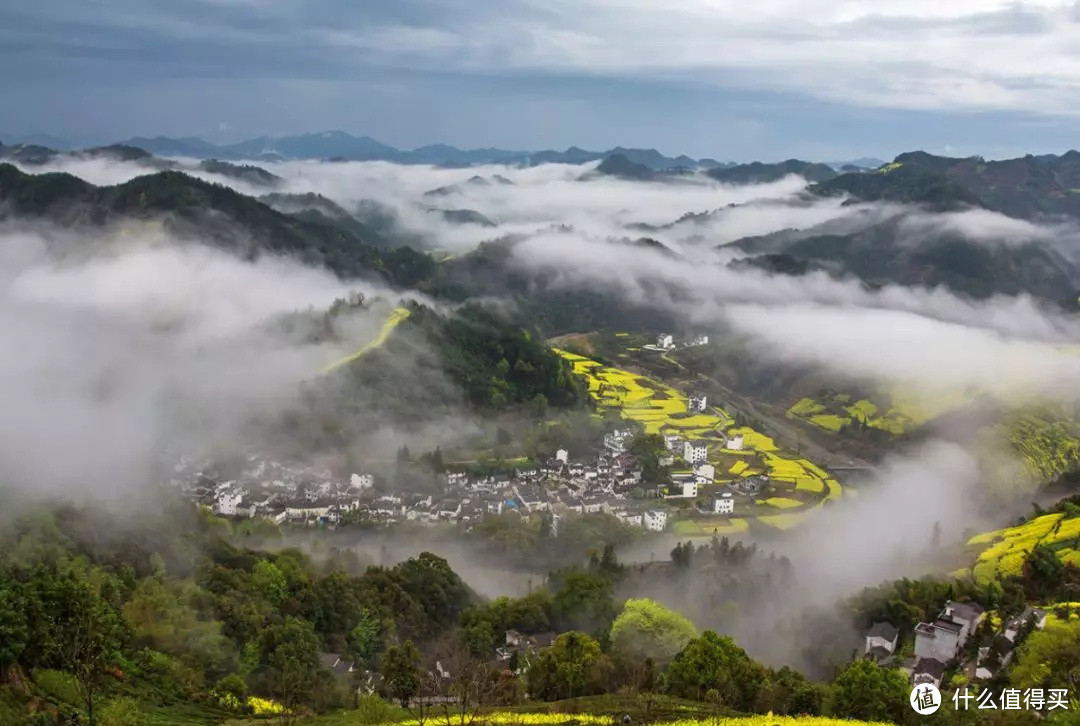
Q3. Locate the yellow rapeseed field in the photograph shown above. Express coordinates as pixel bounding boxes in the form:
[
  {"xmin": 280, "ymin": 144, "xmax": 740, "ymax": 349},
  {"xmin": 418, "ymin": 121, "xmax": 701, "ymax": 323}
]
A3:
[{"xmin": 555, "ymin": 351, "xmax": 844, "ymax": 529}]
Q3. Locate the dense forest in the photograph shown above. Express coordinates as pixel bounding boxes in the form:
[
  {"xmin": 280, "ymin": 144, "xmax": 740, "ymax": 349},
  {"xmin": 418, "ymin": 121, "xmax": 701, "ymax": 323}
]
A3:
[{"xmin": 3, "ymin": 491, "xmax": 1077, "ymax": 725}]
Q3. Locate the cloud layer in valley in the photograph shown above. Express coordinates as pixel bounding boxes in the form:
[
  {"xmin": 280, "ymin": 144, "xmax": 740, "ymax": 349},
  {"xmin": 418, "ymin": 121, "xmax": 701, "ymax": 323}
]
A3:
[
  {"xmin": 0, "ymin": 223, "xmax": 419, "ymax": 500},
  {"xmin": 17, "ymin": 154, "xmax": 1080, "ymax": 407}
]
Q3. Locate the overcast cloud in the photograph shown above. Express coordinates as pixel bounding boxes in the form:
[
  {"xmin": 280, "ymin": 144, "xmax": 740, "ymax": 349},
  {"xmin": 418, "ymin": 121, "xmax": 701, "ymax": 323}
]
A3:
[{"xmin": 6, "ymin": 1, "xmax": 1080, "ymax": 159}]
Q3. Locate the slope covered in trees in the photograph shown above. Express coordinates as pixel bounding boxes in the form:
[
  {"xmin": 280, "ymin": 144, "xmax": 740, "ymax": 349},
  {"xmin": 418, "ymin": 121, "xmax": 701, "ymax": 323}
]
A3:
[{"xmin": 0, "ymin": 164, "xmax": 430, "ymax": 284}]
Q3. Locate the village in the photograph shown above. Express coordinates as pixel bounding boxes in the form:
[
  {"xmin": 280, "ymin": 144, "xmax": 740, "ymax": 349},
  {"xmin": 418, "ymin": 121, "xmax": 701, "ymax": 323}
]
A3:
[
  {"xmin": 165, "ymin": 400, "xmax": 775, "ymax": 536},
  {"xmin": 863, "ymin": 599, "xmax": 1050, "ymax": 691},
  {"xmin": 164, "ymin": 330, "xmax": 838, "ymax": 541}
]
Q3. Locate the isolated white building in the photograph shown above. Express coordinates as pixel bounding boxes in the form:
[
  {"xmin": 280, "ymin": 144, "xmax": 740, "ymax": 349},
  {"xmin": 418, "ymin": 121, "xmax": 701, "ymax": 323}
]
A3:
[
  {"xmin": 663, "ymin": 434, "xmax": 683, "ymax": 453},
  {"xmin": 350, "ymin": 473, "xmax": 374, "ymax": 490},
  {"xmin": 669, "ymin": 474, "xmax": 697, "ymax": 499},
  {"xmin": 714, "ymin": 492, "xmax": 734, "ymax": 515},
  {"xmin": 864, "ymin": 622, "xmax": 899, "ymax": 661},
  {"xmin": 657, "ymin": 334, "xmax": 674, "ymax": 350},
  {"xmin": 687, "ymin": 334, "xmax": 709, "ymax": 347},
  {"xmin": 555, "ymin": 448, "xmax": 569, "ymax": 463},
  {"xmin": 213, "ymin": 484, "xmax": 243, "ymax": 516},
  {"xmin": 688, "ymin": 393, "xmax": 707, "ymax": 412},
  {"xmin": 683, "ymin": 440, "xmax": 709, "ymax": 465},
  {"xmin": 644, "ymin": 510, "xmax": 668, "ymax": 532},
  {"xmin": 726, "ymin": 434, "xmax": 744, "ymax": 451}
]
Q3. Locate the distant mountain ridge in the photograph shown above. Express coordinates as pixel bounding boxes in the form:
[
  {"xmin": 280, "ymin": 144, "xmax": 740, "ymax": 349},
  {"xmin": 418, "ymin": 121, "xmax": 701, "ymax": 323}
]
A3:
[
  {"xmin": 810, "ymin": 150, "xmax": 1080, "ymax": 220},
  {"xmin": 113, "ymin": 131, "xmax": 735, "ymax": 170}
]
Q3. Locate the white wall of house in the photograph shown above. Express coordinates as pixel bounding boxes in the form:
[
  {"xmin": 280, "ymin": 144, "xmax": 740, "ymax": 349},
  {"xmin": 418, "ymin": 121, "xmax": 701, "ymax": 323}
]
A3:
[
  {"xmin": 714, "ymin": 495, "xmax": 734, "ymax": 514},
  {"xmin": 683, "ymin": 441, "xmax": 708, "ymax": 464},
  {"xmin": 644, "ymin": 510, "xmax": 668, "ymax": 531}
]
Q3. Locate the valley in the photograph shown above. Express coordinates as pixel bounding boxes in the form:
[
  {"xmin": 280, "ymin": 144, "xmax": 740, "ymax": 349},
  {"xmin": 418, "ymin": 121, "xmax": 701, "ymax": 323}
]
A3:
[{"xmin": 1, "ymin": 138, "xmax": 1079, "ymax": 726}]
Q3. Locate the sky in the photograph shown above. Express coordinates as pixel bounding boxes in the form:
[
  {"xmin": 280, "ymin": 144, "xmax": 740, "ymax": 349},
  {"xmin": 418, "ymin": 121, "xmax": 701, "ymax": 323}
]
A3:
[{"xmin": 5, "ymin": 0, "xmax": 1080, "ymax": 160}]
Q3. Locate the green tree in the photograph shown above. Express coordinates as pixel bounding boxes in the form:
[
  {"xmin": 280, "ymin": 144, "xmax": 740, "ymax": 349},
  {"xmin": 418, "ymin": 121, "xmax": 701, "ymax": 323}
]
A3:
[
  {"xmin": 526, "ymin": 631, "xmax": 603, "ymax": 700},
  {"xmin": 252, "ymin": 560, "xmax": 288, "ymax": 607},
  {"xmin": 761, "ymin": 666, "xmax": 823, "ymax": 715},
  {"xmin": 610, "ymin": 598, "xmax": 697, "ymax": 663},
  {"xmin": 52, "ymin": 576, "xmax": 126, "ymax": 726},
  {"xmin": 551, "ymin": 570, "xmax": 616, "ymax": 636},
  {"xmin": 381, "ymin": 640, "xmax": 422, "ymax": 708},
  {"xmin": 1012, "ymin": 619, "xmax": 1080, "ymax": 695},
  {"xmin": 826, "ymin": 659, "xmax": 910, "ymax": 724},
  {"xmin": 256, "ymin": 617, "xmax": 323, "ymax": 724},
  {"xmin": 666, "ymin": 630, "xmax": 765, "ymax": 711},
  {"xmin": 346, "ymin": 608, "xmax": 383, "ymax": 668},
  {"xmin": 0, "ymin": 578, "xmax": 27, "ymax": 682}
]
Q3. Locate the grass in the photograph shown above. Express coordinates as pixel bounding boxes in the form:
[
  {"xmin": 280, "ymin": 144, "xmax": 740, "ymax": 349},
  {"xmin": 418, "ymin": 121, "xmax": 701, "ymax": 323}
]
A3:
[
  {"xmin": 321, "ymin": 306, "xmax": 411, "ymax": 374},
  {"xmin": 674, "ymin": 518, "xmax": 749, "ymax": 536},
  {"xmin": 756, "ymin": 512, "xmax": 809, "ymax": 530},
  {"xmin": 762, "ymin": 497, "xmax": 803, "ymax": 509}
]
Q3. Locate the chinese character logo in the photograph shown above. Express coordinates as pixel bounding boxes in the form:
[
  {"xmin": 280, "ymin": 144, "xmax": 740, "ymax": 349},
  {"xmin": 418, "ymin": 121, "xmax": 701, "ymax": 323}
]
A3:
[{"xmin": 911, "ymin": 684, "xmax": 942, "ymax": 715}]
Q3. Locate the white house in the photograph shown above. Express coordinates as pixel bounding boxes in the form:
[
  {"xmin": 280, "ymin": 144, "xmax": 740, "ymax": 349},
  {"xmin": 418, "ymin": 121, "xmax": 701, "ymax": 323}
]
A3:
[
  {"xmin": 864, "ymin": 623, "xmax": 899, "ymax": 663},
  {"xmin": 350, "ymin": 473, "xmax": 374, "ymax": 490},
  {"xmin": 683, "ymin": 440, "xmax": 709, "ymax": 465},
  {"xmin": 603, "ymin": 428, "xmax": 633, "ymax": 454},
  {"xmin": 213, "ymin": 485, "xmax": 244, "ymax": 516},
  {"xmin": 687, "ymin": 334, "xmax": 709, "ymax": 347},
  {"xmin": 912, "ymin": 659, "xmax": 946, "ymax": 689},
  {"xmin": 663, "ymin": 434, "xmax": 683, "ymax": 453},
  {"xmin": 914, "ymin": 601, "xmax": 984, "ymax": 665},
  {"xmin": 688, "ymin": 393, "xmax": 707, "ymax": 412},
  {"xmin": 643, "ymin": 510, "xmax": 668, "ymax": 532},
  {"xmin": 726, "ymin": 434, "xmax": 744, "ymax": 451},
  {"xmin": 555, "ymin": 449, "xmax": 569, "ymax": 463},
  {"xmin": 669, "ymin": 474, "xmax": 697, "ymax": 498},
  {"xmin": 714, "ymin": 492, "xmax": 734, "ymax": 515},
  {"xmin": 914, "ymin": 621, "xmax": 962, "ymax": 664},
  {"xmin": 694, "ymin": 463, "xmax": 715, "ymax": 485},
  {"xmin": 657, "ymin": 334, "xmax": 674, "ymax": 350}
]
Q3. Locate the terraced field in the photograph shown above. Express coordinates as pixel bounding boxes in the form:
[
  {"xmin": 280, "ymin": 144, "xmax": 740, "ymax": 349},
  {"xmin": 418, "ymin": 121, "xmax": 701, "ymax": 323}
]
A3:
[
  {"xmin": 556, "ymin": 350, "xmax": 843, "ymax": 531},
  {"xmin": 963, "ymin": 512, "xmax": 1080, "ymax": 584},
  {"xmin": 786, "ymin": 388, "xmax": 975, "ymax": 437},
  {"xmin": 996, "ymin": 413, "xmax": 1080, "ymax": 484}
]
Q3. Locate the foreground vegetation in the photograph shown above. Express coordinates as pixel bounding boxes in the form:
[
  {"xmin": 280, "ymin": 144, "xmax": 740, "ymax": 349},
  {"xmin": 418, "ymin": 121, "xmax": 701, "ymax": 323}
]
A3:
[{"xmin": 0, "ymin": 493, "xmax": 958, "ymax": 725}]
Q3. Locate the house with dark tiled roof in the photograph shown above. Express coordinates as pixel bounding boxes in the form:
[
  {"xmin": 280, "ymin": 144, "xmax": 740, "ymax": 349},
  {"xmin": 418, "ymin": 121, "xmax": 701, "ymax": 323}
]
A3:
[{"xmin": 864, "ymin": 622, "xmax": 899, "ymax": 663}]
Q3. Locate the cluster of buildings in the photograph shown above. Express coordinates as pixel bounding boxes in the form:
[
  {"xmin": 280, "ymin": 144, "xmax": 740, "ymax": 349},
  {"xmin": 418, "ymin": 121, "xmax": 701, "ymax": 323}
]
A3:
[
  {"xmin": 167, "ymin": 441, "xmax": 678, "ymax": 533},
  {"xmin": 863, "ymin": 601, "xmax": 1047, "ymax": 688},
  {"xmin": 655, "ymin": 333, "xmax": 709, "ymax": 351}
]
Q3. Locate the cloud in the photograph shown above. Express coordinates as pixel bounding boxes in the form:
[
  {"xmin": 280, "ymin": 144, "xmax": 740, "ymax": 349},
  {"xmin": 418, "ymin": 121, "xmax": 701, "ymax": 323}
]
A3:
[
  {"xmin": 17, "ymin": 153, "xmax": 1080, "ymax": 409},
  {"xmin": 0, "ymin": 223, "xmax": 405, "ymax": 499},
  {"xmin": 8, "ymin": 0, "xmax": 1080, "ymax": 131},
  {"xmin": 722, "ymin": 302, "xmax": 1080, "ymax": 400}
]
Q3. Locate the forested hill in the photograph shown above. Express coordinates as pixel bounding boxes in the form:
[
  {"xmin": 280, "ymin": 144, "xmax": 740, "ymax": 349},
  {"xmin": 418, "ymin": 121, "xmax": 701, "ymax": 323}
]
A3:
[
  {"xmin": 290, "ymin": 302, "xmax": 589, "ymax": 451},
  {"xmin": 813, "ymin": 149, "xmax": 1080, "ymax": 219},
  {"xmin": 0, "ymin": 163, "xmax": 433, "ymax": 286},
  {"xmin": 0, "ymin": 495, "xmax": 927, "ymax": 725},
  {"xmin": 729, "ymin": 214, "xmax": 1079, "ymax": 304}
]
